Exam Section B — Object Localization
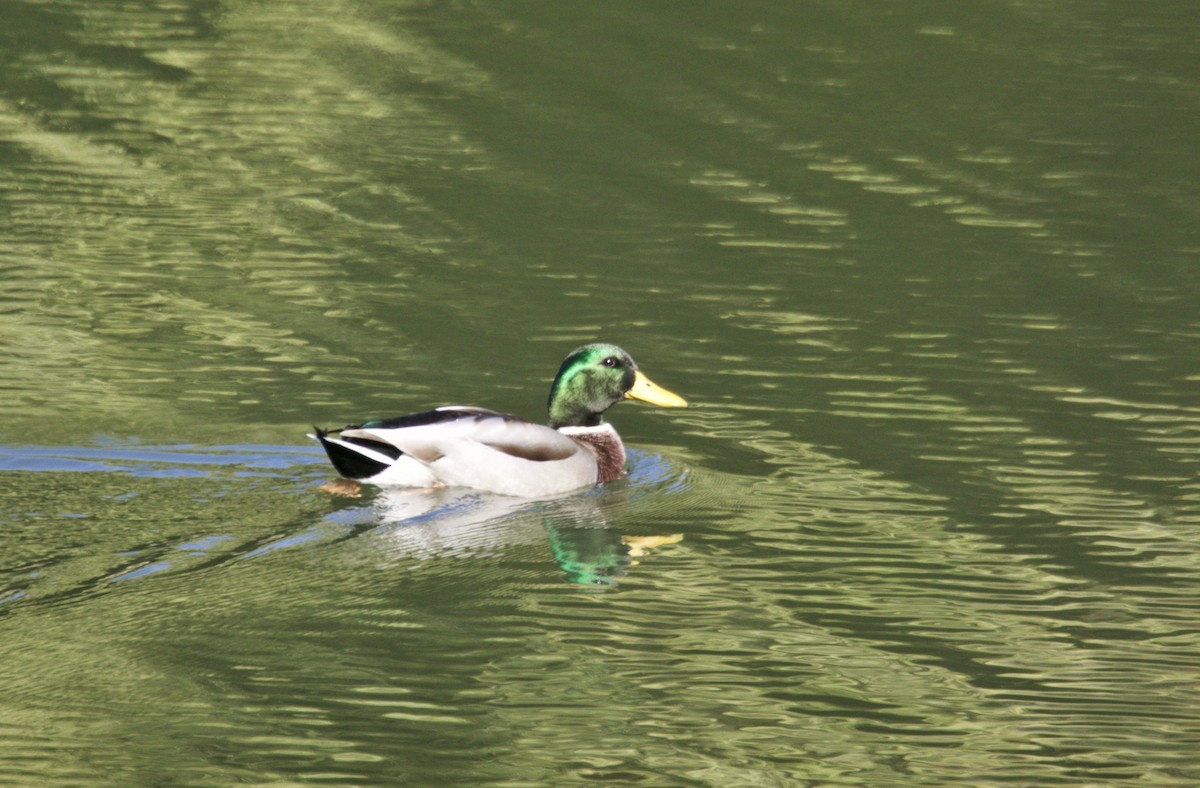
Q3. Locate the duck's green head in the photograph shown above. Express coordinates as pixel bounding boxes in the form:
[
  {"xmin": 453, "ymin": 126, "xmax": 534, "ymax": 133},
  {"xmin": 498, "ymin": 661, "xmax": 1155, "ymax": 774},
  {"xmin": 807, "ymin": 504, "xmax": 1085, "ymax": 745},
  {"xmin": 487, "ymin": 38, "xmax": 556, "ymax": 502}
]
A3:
[{"xmin": 547, "ymin": 343, "xmax": 688, "ymax": 429}]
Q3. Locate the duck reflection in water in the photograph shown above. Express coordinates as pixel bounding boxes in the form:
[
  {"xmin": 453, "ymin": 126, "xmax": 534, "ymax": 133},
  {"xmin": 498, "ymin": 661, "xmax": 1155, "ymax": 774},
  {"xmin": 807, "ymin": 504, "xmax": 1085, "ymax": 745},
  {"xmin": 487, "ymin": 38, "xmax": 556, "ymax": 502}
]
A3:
[{"xmin": 326, "ymin": 484, "xmax": 681, "ymax": 588}]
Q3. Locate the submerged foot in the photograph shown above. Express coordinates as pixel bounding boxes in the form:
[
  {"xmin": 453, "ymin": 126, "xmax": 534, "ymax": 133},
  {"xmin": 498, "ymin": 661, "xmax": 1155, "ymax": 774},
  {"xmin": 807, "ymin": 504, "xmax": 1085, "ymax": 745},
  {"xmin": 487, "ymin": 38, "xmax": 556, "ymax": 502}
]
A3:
[{"xmin": 318, "ymin": 478, "xmax": 363, "ymax": 497}]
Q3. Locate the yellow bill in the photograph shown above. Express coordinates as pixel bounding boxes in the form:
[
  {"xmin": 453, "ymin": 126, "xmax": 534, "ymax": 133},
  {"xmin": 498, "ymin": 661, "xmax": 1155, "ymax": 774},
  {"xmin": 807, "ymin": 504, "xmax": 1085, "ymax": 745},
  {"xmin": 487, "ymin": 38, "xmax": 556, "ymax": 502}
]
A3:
[{"xmin": 625, "ymin": 370, "xmax": 688, "ymax": 408}]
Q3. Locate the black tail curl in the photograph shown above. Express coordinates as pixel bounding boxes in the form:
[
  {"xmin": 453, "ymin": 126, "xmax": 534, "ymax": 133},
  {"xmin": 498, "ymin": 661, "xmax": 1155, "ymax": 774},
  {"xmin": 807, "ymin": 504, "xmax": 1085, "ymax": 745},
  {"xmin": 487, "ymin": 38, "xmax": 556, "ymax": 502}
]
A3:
[{"xmin": 314, "ymin": 426, "xmax": 396, "ymax": 480}]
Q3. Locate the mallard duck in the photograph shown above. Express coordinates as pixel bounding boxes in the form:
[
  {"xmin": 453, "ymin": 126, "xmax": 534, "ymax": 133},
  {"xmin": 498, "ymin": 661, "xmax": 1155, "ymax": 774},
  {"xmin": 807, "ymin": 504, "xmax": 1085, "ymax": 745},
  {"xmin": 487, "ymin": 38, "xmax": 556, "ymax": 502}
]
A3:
[{"xmin": 311, "ymin": 343, "xmax": 687, "ymax": 497}]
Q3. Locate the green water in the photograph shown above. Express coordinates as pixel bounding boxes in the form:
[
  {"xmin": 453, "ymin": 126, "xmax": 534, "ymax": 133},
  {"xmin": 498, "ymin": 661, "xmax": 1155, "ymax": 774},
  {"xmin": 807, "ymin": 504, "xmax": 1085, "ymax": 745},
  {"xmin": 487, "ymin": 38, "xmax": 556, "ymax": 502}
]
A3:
[{"xmin": 3, "ymin": 1, "xmax": 1199, "ymax": 784}]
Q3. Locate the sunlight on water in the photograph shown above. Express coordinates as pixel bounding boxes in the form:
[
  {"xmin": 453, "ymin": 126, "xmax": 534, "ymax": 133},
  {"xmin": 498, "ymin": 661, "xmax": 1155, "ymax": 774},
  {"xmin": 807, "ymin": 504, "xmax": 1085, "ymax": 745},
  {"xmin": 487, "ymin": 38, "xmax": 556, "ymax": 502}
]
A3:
[{"xmin": 2, "ymin": 0, "xmax": 1200, "ymax": 783}]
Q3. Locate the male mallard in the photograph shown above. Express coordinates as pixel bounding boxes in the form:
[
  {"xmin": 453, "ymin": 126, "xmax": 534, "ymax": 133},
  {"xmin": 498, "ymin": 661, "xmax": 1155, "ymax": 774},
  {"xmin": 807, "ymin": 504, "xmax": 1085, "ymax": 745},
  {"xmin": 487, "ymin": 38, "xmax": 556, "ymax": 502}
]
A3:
[{"xmin": 311, "ymin": 343, "xmax": 687, "ymax": 497}]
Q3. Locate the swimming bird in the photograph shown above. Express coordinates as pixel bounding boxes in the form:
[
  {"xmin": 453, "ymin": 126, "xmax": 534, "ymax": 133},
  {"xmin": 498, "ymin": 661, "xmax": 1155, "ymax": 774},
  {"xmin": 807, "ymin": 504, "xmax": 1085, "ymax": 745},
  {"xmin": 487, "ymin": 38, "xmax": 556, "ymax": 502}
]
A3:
[{"xmin": 311, "ymin": 343, "xmax": 687, "ymax": 497}]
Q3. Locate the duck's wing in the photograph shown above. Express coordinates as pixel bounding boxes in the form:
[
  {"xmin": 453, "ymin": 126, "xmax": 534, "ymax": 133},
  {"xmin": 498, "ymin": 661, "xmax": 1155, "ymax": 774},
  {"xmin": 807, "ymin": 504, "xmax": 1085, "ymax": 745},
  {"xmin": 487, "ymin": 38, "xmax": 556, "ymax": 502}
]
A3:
[
  {"xmin": 311, "ymin": 423, "xmax": 440, "ymax": 488},
  {"xmin": 319, "ymin": 407, "xmax": 600, "ymax": 497}
]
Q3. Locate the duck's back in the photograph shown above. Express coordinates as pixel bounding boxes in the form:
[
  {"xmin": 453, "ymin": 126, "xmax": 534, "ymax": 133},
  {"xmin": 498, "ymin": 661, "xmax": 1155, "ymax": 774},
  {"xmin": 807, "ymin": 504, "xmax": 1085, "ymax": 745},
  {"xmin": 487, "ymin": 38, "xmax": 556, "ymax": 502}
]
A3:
[{"xmin": 342, "ymin": 407, "xmax": 601, "ymax": 497}]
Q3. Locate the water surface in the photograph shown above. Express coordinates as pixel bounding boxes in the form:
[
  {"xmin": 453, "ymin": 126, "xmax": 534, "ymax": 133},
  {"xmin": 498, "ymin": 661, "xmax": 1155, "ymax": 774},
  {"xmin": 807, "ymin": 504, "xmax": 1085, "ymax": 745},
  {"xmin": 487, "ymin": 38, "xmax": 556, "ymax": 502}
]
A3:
[{"xmin": 2, "ymin": 1, "xmax": 1199, "ymax": 784}]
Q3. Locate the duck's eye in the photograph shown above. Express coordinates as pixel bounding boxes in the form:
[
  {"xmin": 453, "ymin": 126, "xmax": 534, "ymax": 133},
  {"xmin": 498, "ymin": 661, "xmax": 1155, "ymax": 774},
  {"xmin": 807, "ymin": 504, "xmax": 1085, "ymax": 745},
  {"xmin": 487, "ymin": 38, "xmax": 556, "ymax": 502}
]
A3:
[{"xmin": 601, "ymin": 356, "xmax": 619, "ymax": 368}]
